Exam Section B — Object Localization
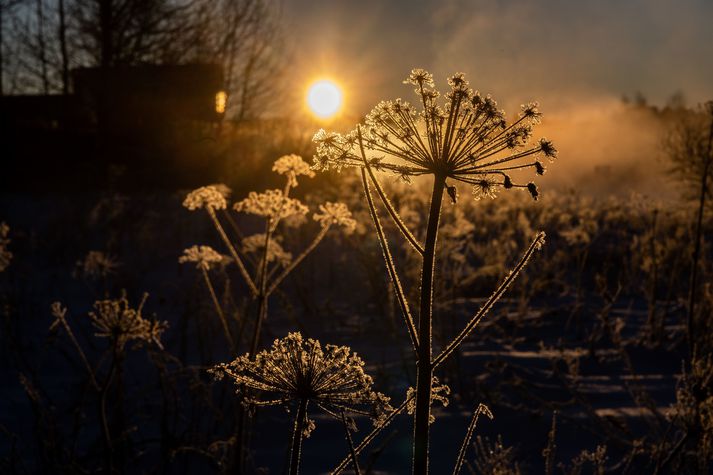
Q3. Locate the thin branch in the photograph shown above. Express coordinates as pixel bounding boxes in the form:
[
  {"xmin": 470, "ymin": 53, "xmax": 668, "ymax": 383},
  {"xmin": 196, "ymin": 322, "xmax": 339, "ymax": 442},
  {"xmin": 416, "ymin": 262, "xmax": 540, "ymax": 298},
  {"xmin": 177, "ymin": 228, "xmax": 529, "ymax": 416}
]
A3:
[
  {"xmin": 340, "ymin": 411, "xmax": 362, "ymax": 475},
  {"xmin": 360, "ymin": 167, "xmax": 419, "ymax": 353},
  {"xmin": 433, "ymin": 232, "xmax": 545, "ymax": 369},
  {"xmin": 452, "ymin": 403, "xmax": 493, "ymax": 475},
  {"xmin": 200, "ymin": 266, "xmax": 236, "ymax": 356},
  {"xmin": 207, "ymin": 208, "xmax": 258, "ymax": 297},
  {"xmin": 266, "ymin": 225, "xmax": 329, "ymax": 296},
  {"xmin": 360, "ymin": 143, "xmax": 424, "ymax": 254},
  {"xmin": 50, "ymin": 304, "xmax": 99, "ymax": 391},
  {"xmin": 330, "ymin": 395, "xmax": 413, "ymax": 475}
]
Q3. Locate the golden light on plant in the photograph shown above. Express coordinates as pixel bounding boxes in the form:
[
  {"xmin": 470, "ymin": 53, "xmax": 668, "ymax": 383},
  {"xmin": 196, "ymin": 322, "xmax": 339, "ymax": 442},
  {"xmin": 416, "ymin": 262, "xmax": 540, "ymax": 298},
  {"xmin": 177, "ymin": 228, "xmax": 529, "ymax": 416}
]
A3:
[
  {"xmin": 215, "ymin": 91, "xmax": 227, "ymax": 114},
  {"xmin": 307, "ymin": 80, "xmax": 342, "ymax": 119}
]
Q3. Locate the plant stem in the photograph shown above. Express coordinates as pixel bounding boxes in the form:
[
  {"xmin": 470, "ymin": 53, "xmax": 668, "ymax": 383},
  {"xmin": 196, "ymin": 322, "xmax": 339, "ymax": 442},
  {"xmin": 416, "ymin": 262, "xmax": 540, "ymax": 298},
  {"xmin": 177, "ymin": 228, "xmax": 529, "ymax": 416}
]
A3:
[
  {"xmin": 687, "ymin": 111, "xmax": 713, "ymax": 360},
  {"xmin": 340, "ymin": 411, "xmax": 362, "ymax": 475},
  {"xmin": 201, "ymin": 266, "xmax": 236, "ymax": 356},
  {"xmin": 289, "ymin": 398, "xmax": 308, "ymax": 475},
  {"xmin": 207, "ymin": 208, "xmax": 258, "ymax": 297},
  {"xmin": 100, "ymin": 343, "xmax": 118, "ymax": 474},
  {"xmin": 413, "ymin": 173, "xmax": 446, "ymax": 475}
]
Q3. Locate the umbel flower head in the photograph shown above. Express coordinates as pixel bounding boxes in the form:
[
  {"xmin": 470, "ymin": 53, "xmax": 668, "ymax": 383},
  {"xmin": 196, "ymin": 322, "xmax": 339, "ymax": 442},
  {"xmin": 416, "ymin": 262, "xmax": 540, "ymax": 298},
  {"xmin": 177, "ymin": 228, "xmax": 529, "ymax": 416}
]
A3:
[
  {"xmin": 233, "ymin": 189, "xmax": 308, "ymax": 220},
  {"xmin": 179, "ymin": 245, "xmax": 224, "ymax": 270},
  {"xmin": 89, "ymin": 292, "xmax": 168, "ymax": 350},
  {"xmin": 241, "ymin": 234, "xmax": 292, "ymax": 266},
  {"xmin": 313, "ymin": 69, "xmax": 557, "ymax": 200},
  {"xmin": 272, "ymin": 154, "xmax": 316, "ymax": 187},
  {"xmin": 210, "ymin": 332, "xmax": 392, "ymax": 428},
  {"xmin": 183, "ymin": 185, "xmax": 228, "ymax": 211},
  {"xmin": 313, "ymin": 201, "xmax": 357, "ymax": 233}
]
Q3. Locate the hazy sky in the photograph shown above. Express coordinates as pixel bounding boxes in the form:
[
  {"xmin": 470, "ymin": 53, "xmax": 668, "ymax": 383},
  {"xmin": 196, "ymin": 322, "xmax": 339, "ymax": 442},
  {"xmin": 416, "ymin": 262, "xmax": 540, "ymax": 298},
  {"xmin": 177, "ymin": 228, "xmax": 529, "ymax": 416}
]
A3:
[
  {"xmin": 283, "ymin": 0, "xmax": 713, "ymax": 115},
  {"xmin": 283, "ymin": 0, "xmax": 713, "ymax": 196}
]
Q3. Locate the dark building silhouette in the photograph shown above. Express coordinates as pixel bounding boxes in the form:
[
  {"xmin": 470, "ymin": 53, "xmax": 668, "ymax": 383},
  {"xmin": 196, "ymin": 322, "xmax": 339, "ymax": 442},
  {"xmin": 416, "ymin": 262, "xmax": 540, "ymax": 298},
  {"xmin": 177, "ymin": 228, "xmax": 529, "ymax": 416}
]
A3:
[{"xmin": 1, "ymin": 64, "xmax": 226, "ymax": 190}]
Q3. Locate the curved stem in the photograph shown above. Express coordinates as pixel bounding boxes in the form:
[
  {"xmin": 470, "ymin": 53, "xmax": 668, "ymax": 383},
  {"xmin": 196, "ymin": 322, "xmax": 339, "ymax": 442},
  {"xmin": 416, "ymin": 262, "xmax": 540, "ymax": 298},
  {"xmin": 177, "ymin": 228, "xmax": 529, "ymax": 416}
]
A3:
[
  {"xmin": 433, "ymin": 232, "xmax": 545, "ymax": 369},
  {"xmin": 289, "ymin": 398, "xmax": 309, "ymax": 475},
  {"xmin": 207, "ymin": 208, "xmax": 258, "ymax": 297},
  {"xmin": 100, "ymin": 342, "xmax": 118, "ymax": 474},
  {"xmin": 340, "ymin": 411, "xmax": 361, "ymax": 475},
  {"xmin": 360, "ymin": 168, "xmax": 419, "ymax": 353},
  {"xmin": 452, "ymin": 404, "xmax": 493, "ymax": 475},
  {"xmin": 363, "ymin": 160, "xmax": 424, "ymax": 255},
  {"xmin": 267, "ymin": 226, "xmax": 330, "ymax": 297},
  {"xmin": 687, "ymin": 111, "xmax": 713, "ymax": 361},
  {"xmin": 200, "ymin": 266, "xmax": 236, "ymax": 356},
  {"xmin": 413, "ymin": 173, "xmax": 446, "ymax": 475},
  {"xmin": 331, "ymin": 395, "xmax": 413, "ymax": 475}
]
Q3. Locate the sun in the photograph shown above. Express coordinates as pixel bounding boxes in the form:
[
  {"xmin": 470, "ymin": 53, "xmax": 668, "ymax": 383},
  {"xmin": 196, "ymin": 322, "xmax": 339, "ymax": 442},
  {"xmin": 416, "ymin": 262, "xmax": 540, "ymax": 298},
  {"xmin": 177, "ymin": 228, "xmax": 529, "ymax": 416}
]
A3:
[{"xmin": 307, "ymin": 80, "xmax": 342, "ymax": 119}]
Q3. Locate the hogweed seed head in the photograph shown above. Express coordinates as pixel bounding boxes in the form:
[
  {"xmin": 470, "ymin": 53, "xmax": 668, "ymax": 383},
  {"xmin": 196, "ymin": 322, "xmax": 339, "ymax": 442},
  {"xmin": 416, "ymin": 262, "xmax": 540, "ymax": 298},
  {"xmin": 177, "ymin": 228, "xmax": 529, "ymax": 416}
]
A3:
[
  {"xmin": 210, "ymin": 332, "xmax": 393, "ymax": 427},
  {"xmin": 313, "ymin": 202, "xmax": 357, "ymax": 233},
  {"xmin": 76, "ymin": 250, "xmax": 119, "ymax": 279},
  {"xmin": 89, "ymin": 292, "xmax": 167, "ymax": 350},
  {"xmin": 183, "ymin": 186, "xmax": 228, "ymax": 211},
  {"xmin": 313, "ymin": 69, "xmax": 555, "ymax": 200},
  {"xmin": 179, "ymin": 245, "xmax": 225, "ymax": 270},
  {"xmin": 233, "ymin": 190, "xmax": 308, "ymax": 220},
  {"xmin": 272, "ymin": 154, "xmax": 316, "ymax": 187},
  {"xmin": 241, "ymin": 234, "xmax": 292, "ymax": 266}
]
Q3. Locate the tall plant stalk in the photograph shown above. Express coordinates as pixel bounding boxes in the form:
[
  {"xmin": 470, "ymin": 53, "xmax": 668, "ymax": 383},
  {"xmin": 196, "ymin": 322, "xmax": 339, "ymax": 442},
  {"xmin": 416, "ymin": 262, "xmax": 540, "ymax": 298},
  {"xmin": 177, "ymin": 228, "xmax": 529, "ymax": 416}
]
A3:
[
  {"xmin": 687, "ymin": 107, "xmax": 713, "ymax": 359},
  {"xmin": 413, "ymin": 173, "xmax": 446, "ymax": 473}
]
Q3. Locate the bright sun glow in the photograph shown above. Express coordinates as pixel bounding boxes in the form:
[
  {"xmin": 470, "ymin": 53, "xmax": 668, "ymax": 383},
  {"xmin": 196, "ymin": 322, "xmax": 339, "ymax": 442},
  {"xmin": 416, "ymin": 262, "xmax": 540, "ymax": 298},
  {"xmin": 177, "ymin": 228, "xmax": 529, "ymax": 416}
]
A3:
[{"xmin": 307, "ymin": 80, "xmax": 342, "ymax": 119}]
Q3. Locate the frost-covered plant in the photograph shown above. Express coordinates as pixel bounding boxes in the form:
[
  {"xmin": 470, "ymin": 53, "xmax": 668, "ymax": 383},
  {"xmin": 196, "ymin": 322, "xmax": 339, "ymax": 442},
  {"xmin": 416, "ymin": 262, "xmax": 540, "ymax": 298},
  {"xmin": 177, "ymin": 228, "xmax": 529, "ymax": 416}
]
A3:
[
  {"xmin": 49, "ymin": 292, "xmax": 166, "ymax": 473},
  {"xmin": 183, "ymin": 154, "xmax": 356, "ymax": 471},
  {"xmin": 0, "ymin": 222, "xmax": 12, "ymax": 272},
  {"xmin": 89, "ymin": 292, "xmax": 167, "ymax": 350},
  {"xmin": 211, "ymin": 332, "xmax": 392, "ymax": 475},
  {"xmin": 182, "ymin": 155, "xmax": 355, "ymax": 357},
  {"xmin": 314, "ymin": 69, "xmax": 551, "ymax": 473}
]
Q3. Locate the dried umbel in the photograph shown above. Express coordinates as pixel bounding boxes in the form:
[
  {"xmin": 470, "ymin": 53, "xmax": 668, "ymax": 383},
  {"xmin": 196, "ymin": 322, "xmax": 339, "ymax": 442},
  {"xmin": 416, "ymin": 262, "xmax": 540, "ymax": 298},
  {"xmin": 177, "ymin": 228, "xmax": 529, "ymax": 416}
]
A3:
[
  {"xmin": 89, "ymin": 292, "xmax": 168, "ymax": 350},
  {"xmin": 273, "ymin": 154, "xmax": 316, "ymax": 187},
  {"xmin": 406, "ymin": 376, "xmax": 451, "ymax": 424},
  {"xmin": 183, "ymin": 185, "xmax": 228, "ymax": 211},
  {"xmin": 241, "ymin": 234, "xmax": 292, "ymax": 266},
  {"xmin": 313, "ymin": 69, "xmax": 556, "ymax": 200},
  {"xmin": 233, "ymin": 189, "xmax": 309, "ymax": 220},
  {"xmin": 179, "ymin": 245, "xmax": 224, "ymax": 270},
  {"xmin": 313, "ymin": 201, "xmax": 357, "ymax": 233},
  {"xmin": 0, "ymin": 222, "xmax": 11, "ymax": 272},
  {"xmin": 211, "ymin": 332, "xmax": 392, "ymax": 425},
  {"xmin": 76, "ymin": 250, "xmax": 120, "ymax": 279}
]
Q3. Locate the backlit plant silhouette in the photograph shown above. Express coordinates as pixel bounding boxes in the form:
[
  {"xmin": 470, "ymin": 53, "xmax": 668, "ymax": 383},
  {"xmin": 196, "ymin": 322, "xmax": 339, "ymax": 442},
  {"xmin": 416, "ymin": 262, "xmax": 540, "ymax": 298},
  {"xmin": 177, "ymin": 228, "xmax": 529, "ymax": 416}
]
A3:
[
  {"xmin": 211, "ymin": 332, "xmax": 392, "ymax": 475},
  {"xmin": 314, "ymin": 69, "xmax": 553, "ymax": 473},
  {"xmin": 49, "ymin": 293, "xmax": 167, "ymax": 473},
  {"xmin": 182, "ymin": 154, "xmax": 355, "ymax": 472}
]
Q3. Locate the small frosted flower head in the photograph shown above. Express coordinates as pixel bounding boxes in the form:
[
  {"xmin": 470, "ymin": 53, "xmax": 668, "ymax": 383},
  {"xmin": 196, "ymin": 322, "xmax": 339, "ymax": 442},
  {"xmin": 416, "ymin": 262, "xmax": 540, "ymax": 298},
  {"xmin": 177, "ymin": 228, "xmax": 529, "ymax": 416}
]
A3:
[
  {"xmin": 472, "ymin": 176, "xmax": 499, "ymax": 200},
  {"xmin": 0, "ymin": 222, "xmax": 12, "ymax": 272},
  {"xmin": 272, "ymin": 154, "xmax": 315, "ymax": 187},
  {"xmin": 179, "ymin": 245, "xmax": 224, "ymax": 270},
  {"xmin": 183, "ymin": 186, "xmax": 227, "ymax": 211},
  {"xmin": 89, "ymin": 292, "xmax": 168, "ymax": 350},
  {"xmin": 312, "ymin": 69, "xmax": 554, "ymax": 201},
  {"xmin": 406, "ymin": 376, "xmax": 451, "ymax": 424},
  {"xmin": 241, "ymin": 234, "xmax": 292, "ymax": 266},
  {"xmin": 539, "ymin": 138, "xmax": 557, "ymax": 161},
  {"xmin": 313, "ymin": 202, "xmax": 357, "ymax": 233},
  {"xmin": 233, "ymin": 190, "xmax": 308, "ymax": 221},
  {"xmin": 210, "ymin": 332, "xmax": 392, "ymax": 427},
  {"xmin": 76, "ymin": 250, "xmax": 119, "ymax": 279}
]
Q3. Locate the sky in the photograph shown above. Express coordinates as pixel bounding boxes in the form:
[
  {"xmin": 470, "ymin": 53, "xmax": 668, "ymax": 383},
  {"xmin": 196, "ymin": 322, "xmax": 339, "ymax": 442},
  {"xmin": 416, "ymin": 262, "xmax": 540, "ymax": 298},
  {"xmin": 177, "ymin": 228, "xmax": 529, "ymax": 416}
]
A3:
[
  {"xmin": 282, "ymin": 0, "xmax": 713, "ymax": 196},
  {"xmin": 283, "ymin": 0, "xmax": 713, "ymax": 114}
]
